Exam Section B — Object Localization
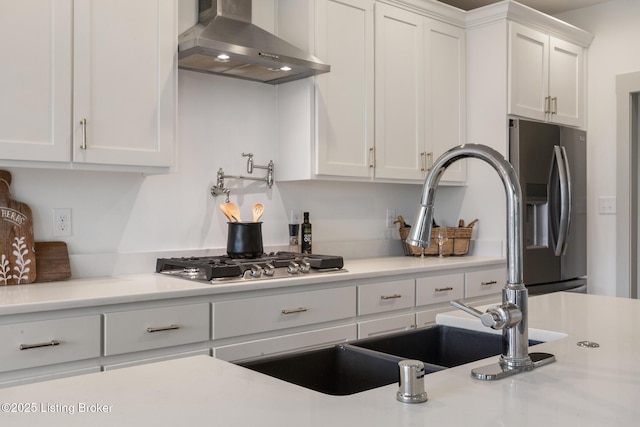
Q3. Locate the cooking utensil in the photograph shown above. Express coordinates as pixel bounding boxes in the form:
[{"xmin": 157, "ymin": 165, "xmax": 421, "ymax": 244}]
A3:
[
  {"xmin": 252, "ymin": 203, "xmax": 264, "ymax": 222},
  {"xmin": 219, "ymin": 203, "xmax": 242, "ymax": 222},
  {"xmin": 219, "ymin": 204, "xmax": 236, "ymax": 222},
  {"xmin": 226, "ymin": 202, "xmax": 242, "ymax": 222}
]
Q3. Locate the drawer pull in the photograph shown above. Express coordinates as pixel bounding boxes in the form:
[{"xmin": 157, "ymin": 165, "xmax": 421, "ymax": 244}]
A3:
[
  {"xmin": 481, "ymin": 280, "xmax": 498, "ymax": 287},
  {"xmin": 146, "ymin": 324, "xmax": 180, "ymax": 333},
  {"xmin": 281, "ymin": 307, "xmax": 308, "ymax": 315},
  {"xmin": 380, "ymin": 294, "xmax": 402, "ymax": 300},
  {"xmin": 19, "ymin": 340, "xmax": 61, "ymax": 351},
  {"xmin": 435, "ymin": 287, "xmax": 454, "ymax": 292}
]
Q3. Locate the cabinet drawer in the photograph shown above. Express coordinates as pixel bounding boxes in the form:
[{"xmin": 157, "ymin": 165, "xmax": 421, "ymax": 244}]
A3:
[
  {"xmin": 416, "ymin": 273, "xmax": 464, "ymax": 306},
  {"xmin": 0, "ymin": 315, "xmax": 101, "ymax": 373},
  {"xmin": 213, "ymin": 287, "xmax": 356, "ymax": 339},
  {"xmin": 104, "ymin": 303, "xmax": 210, "ymax": 356},
  {"xmin": 465, "ymin": 267, "xmax": 506, "ymax": 298},
  {"xmin": 358, "ymin": 279, "xmax": 415, "ymax": 315},
  {"xmin": 358, "ymin": 313, "xmax": 415, "ymax": 339},
  {"xmin": 214, "ymin": 324, "xmax": 357, "ymax": 362}
]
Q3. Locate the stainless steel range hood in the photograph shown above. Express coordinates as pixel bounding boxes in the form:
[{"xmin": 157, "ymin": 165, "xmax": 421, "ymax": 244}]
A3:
[{"xmin": 178, "ymin": 0, "xmax": 330, "ymax": 85}]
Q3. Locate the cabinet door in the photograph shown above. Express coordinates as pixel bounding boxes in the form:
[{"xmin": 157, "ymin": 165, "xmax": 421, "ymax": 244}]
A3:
[
  {"xmin": 549, "ymin": 37, "xmax": 584, "ymax": 128},
  {"xmin": 424, "ymin": 18, "xmax": 467, "ymax": 182},
  {"xmin": 73, "ymin": 0, "xmax": 176, "ymax": 167},
  {"xmin": 508, "ymin": 22, "xmax": 549, "ymax": 122},
  {"xmin": 374, "ymin": 4, "xmax": 424, "ymax": 180},
  {"xmin": 0, "ymin": 1, "xmax": 72, "ymax": 162},
  {"xmin": 315, "ymin": 0, "xmax": 374, "ymax": 178}
]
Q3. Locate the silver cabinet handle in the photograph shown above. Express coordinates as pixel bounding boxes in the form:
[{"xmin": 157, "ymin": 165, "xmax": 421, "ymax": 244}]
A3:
[
  {"xmin": 282, "ymin": 307, "xmax": 308, "ymax": 315},
  {"xmin": 544, "ymin": 96, "xmax": 551, "ymax": 114},
  {"xmin": 420, "ymin": 152, "xmax": 427, "ymax": 172},
  {"xmin": 80, "ymin": 118, "xmax": 87, "ymax": 149},
  {"xmin": 146, "ymin": 324, "xmax": 180, "ymax": 333},
  {"xmin": 20, "ymin": 340, "xmax": 61, "ymax": 351},
  {"xmin": 481, "ymin": 280, "xmax": 498, "ymax": 287},
  {"xmin": 369, "ymin": 147, "xmax": 375, "ymax": 168},
  {"xmin": 551, "ymin": 96, "xmax": 558, "ymax": 115},
  {"xmin": 435, "ymin": 287, "xmax": 454, "ymax": 292},
  {"xmin": 381, "ymin": 294, "xmax": 402, "ymax": 300}
]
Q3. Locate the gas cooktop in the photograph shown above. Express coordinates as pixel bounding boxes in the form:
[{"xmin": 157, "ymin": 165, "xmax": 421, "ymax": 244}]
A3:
[{"xmin": 156, "ymin": 252, "xmax": 346, "ymax": 283}]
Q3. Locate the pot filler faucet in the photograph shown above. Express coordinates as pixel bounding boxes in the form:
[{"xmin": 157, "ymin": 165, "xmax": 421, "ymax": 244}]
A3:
[{"xmin": 407, "ymin": 143, "xmax": 555, "ymax": 380}]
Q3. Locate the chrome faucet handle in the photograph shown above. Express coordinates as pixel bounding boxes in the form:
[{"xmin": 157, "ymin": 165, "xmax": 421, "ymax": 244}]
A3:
[
  {"xmin": 450, "ymin": 300, "xmax": 522, "ymax": 330},
  {"xmin": 450, "ymin": 300, "xmax": 501, "ymax": 328}
]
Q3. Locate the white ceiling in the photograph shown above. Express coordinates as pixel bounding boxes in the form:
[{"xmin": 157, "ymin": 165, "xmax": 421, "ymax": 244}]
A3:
[{"xmin": 436, "ymin": 0, "xmax": 613, "ymax": 15}]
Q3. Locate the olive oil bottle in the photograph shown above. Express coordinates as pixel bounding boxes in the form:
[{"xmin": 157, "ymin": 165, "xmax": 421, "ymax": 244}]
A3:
[{"xmin": 301, "ymin": 212, "xmax": 312, "ymax": 254}]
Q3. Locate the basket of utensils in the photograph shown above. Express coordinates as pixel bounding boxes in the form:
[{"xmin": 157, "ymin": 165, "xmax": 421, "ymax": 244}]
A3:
[{"xmin": 395, "ymin": 216, "xmax": 477, "ymax": 257}]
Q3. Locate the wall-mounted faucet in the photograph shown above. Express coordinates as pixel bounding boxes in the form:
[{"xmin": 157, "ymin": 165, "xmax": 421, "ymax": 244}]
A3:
[
  {"xmin": 408, "ymin": 144, "xmax": 555, "ymax": 380},
  {"xmin": 211, "ymin": 153, "xmax": 275, "ymax": 202}
]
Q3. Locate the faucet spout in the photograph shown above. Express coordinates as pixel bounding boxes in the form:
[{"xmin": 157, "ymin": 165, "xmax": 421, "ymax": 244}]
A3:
[{"xmin": 409, "ymin": 144, "xmax": 555, "ymax": 380}]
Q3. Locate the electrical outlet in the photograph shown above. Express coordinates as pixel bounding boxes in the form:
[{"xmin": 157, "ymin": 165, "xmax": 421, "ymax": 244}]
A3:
[
  {"xmin": 598, "ymin": 197, "xmax": 616, "ymax": 215},
  {"xmin": 53, "ymin": 208, "xmax": 72, "ymax": 237},
  {"xmin": 386, "ymin": 208, "xmax": 396, "ymax": 228}
]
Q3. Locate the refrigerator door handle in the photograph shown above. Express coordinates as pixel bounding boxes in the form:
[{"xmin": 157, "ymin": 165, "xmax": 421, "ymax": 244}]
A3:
[{"xmin": 549, "ymin": 145, "xmax": 572, "ymax": 256}]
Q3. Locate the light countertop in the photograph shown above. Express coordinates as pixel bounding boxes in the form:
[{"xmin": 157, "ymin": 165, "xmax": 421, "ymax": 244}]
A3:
[
  {"xmin": 1, "ymin": 292, "xmax": 639, "ymax": 426},
  {"xmin": 0, "ymin": 255, "xmax": 504, "ymax": 315}
]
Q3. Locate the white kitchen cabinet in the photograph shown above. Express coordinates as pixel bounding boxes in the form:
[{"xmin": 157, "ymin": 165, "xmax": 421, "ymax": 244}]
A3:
[
  {"xmin": 358, "ymin": 278, "xmax": 415, "ymax": 315},
  {"xmin": 103, "ymin": 303, "xmax": 210, "ymax": 356},
  {"xmin": 464, "ymin": 267, "xmax": 506, "ymax": 299},
  {"xmin": 416, "ymin": 272, "xmax": 464, "ymax": 306},
  {"xmin": 212, "ymin": 287, "xmax": 356, "ymax": 339},
  {"xmin": 314, "ymin": 0, "xmax": 374, "ymax": 178},
  {"xmin": 374, "ymin": 4, "xmax": 424, "ymax": 181},
  {"xmin": 0, "ymin": 0, "xmax": 176, "ymax": 171},
  {"xmin": 508, "ymin": 21, "xmax": 585, "ymax": 128},
  {"xmin": 0, "ymin": 315, "xmax": 101, "ymax": 373},
  {"xmin": 374, "ymin": 6, "xmax": 466, "ymax": 182},
  {"xmin": 0, "ymin": 1, "xmax": 72, "ymax": 162},
  {"xmin": 214, "ymin": 324, "xmax": 357, "ymax": 362},
  {"xmin": 73, "ymin": 0, "xmax": 176, "ymax": 168},
  {"xmin": 277, "ymin": 0, "xmax": 466, "ymax": 184}
]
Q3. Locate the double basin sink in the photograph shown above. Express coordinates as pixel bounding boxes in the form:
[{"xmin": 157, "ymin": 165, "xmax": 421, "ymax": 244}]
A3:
[{"xmin": 237, "ymin": 325, "xmax": 542, "ymax": 395}]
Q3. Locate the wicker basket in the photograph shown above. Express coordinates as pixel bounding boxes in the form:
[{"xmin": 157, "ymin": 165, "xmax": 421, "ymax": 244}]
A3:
[{"xmin": 398, "ymin": 219, "xmax": 477, "ymax": 256}]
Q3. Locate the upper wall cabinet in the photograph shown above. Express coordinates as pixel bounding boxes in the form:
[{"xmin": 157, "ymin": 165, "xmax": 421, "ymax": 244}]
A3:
[
  {"xmin": 0, "ymin": 1, "xmax": 73, "ymax": 163},
  {"xmin": 315, "ymin": 0, "xmax": 374, "ymax": 178},
  {"xmin": 508, "ymin": 21, "xmax": 585, "ymax": 128},
  {"xmin": 0, "ymin": 0, "xmax": 177, "ymax": 172},
  {"xmin": 276, "ymin": 0, "xmax": 466, "ymax": 184}
]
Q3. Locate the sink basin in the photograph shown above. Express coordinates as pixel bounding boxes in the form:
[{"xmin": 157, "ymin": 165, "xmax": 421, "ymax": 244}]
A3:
[
  {"xmin": 352, "ymin": 325, "xmax": 540, "ymax": 368},
  {"xmin": 238, "ymin": 344, "xmax": 437, "ymax": 396},
  {"xmin": 236, "ymin": 325, "xmax": 542, "ymax": 395}
]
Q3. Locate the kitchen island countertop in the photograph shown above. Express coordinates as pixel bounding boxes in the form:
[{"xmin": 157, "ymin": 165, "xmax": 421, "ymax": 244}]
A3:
[
  {"xmin": 0, "ymin": 255, "xmax": 504, "ymax": 315},
  {"xmin": 1, "ymin": 292, "xmax": 639, "ymax": 426}
]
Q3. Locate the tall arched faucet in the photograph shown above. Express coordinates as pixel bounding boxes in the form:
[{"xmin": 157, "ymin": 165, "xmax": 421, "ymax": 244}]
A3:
[{"xmin": 407, "ymin": 144, "xmax": 555, "ymax": 380}]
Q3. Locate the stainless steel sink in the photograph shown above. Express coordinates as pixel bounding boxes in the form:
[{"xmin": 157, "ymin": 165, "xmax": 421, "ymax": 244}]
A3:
[{"xmin": 236, "ymin": 325, "xmax": 542, "ymax": 396}]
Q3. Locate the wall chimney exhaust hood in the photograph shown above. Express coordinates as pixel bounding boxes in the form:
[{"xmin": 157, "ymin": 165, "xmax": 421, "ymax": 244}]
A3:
[{"xmin": 178, "ymin": 0, "xmax": 330, "ymax": 85}]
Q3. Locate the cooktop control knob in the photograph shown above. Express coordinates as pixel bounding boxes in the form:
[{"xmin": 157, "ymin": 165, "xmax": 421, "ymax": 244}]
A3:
[
  {"xmin": 246, "ymin": 264, "xmax": 263, "ymax": 278},
  {"xmin": 263, "ymin": 263, "xmax": 275, "ymax": 277},
  {"xmin": 299, "ymin": 260, "xmax": 311, "ymax": 274},
  {"xmin": 287, "ymin": 262, "xmax": 300, "ymax": 274}
]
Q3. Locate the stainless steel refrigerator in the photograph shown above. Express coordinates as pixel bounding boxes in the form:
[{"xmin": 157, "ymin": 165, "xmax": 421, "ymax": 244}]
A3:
[{"xmin": 509, "ymin": 118, "xmax": 587, "ymax": 295}]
